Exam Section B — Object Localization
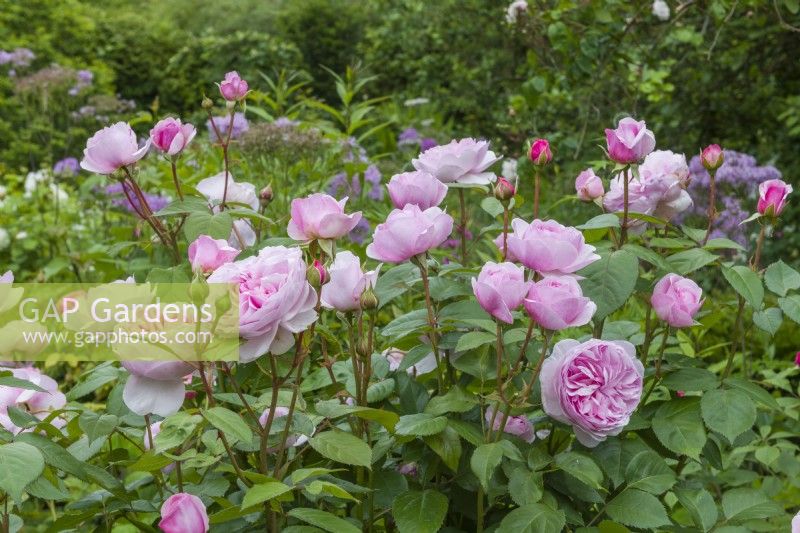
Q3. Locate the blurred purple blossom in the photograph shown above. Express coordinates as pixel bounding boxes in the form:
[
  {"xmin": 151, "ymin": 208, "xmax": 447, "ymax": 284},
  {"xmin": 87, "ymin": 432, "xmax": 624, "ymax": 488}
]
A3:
[
  {"xmin": 105, "ymin": 183, "xmax": 170, "ymax": 217},
  {"xmin": 207, "ymin": 112, "xmax": 249, "ymax": 141},
  {"xmin": 364, "ymin": 165, "xmax": 384, "ymax": 200},
  {"xmin": 53, "ymin": 157, "xmax": 79, "ymax": 177},
  {"xmin": 273, "ymin": 117, "xmax": 299, "ymax": 127},
  {"xmin": 0, "ymin": 48, "xmax": 34, "ymax": 68},
  {"xmin": 348, "ymin": 217, "xmax": 371, "ymax": 245},
  {"xmin": 343, "ymin": 137, "xmax": 369, "ymax": 163},
  {"xmin": 420, "ymin": 138, "xmax": 438, "ymax": 152},
  {"xmin": 398, "ymin": 127, "xmax": 420, "ymax": 146}
]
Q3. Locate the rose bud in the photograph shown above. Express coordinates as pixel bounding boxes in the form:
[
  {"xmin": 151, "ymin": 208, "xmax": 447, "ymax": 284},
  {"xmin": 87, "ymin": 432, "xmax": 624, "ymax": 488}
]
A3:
[
  {"xmin": 493, "ymin": 176, "xmax": 516, "ymax": 202},
  {"xmin": 794, "ymin": 351, "xmax": 800, "ymax": 367},
  {"xmin": 650, "ymin": 273, "xmax": 704, "ymax": 328},
  {"xmin": 575, "ymin": 169, "xmax": 604, "ymax": 201},
  {"xmin": 359, "ymin": 288, "xmax": 380, "ymax": 311},
  {"xmin": 218, "ymin": 71, "xmax": 249, "ymax": 101},
  {"xmin": 757, "ymin": 179, "xmax": 793, "ymax": 217},
  {"xmin": 529, "ymin": 138, "xmax": 552, "ymax": 165},
  {"xmin": 159, "ymin": 493, "xmax": 209, "ymax": 533},
  {"xmin": 259, "ymin": 185, "xmax": 274, "ymax": 207},
  {"xmin": 150, "ymin": 117, "xmax": 196, "ymax": 156},
  {"xmin": 307, "ymin": 260, "xmax": 328, "ymax": 289},
  {"xmin": 484, "ymin": 405, "xmax": 535, "ymax": 443},
  {"xmin": 605, "ymin": 117, "xmax": 655, "ymax": 164},
  {"xmin": 700, "ymin": 144, "xmax": 724, "ymax": 172}
]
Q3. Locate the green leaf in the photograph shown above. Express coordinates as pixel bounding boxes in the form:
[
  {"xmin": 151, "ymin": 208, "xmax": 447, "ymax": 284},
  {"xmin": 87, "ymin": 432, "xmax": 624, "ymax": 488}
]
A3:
[
  {"xmin": 471, "ymin": 443, "xmax": 504, "ymax": 490},
  {"xmin": 508, "ymin": 467, "xmax": 543, "ymax": 506},
  {"xmin": 666, "ymin": 248, "xmax": 718, "ymax": 275},
  {"xmin": 778, "ymin": 294, "xmax": 800, "ymax": 324},
  {"xmin": 722, "ymin": 265, "xmax": 764, "ymax": 309},
  {"xmin": 314, "ymin": 400, "xmax": 399, "ymax": 432},
  {"xmin": 287, "ymin": 508, "xmax": 360, "ymax": 533},
  {"xmin": 622, "ymin": 244, "xmax": 671, "ymax": 272},
  {"xmin": 66, "ymin": 364, "xmax": 120, "ymax": 400},
  {"xmin": 305, "ymin": 480, "xmax": 357, "ymax": 501},
  {"xmin": 753, "ymin": 307, "xmax": 783, "ymax": 336},
  {"xmin": 624, "ymin": 451, "xmax": 675, "ymax": 494},
  {"xmin": 723, "ymin": 377, "xmax": 779, "ymax": 410},
  {"xmin": 380, "ymin": 309, "xmax": 428, "ymax": 339},
  {"xmin": 154, "ymin": 197, "xmax": 211, "ymax": 217},
  {"xmin": 578, "ymin": 213, "xmax": 620, "ymax": 230},
  {"xmin": 395, "ymin": 414, "xmax": 447, "ymax": 437},
  {"xmin": 392, "ymin": 489, "xmax": 448, "ymax": 533},
  {"xmin": 155, "ymin": 413, "xmax": 202, "ymax": 453},
  {"xmin": 721, "ymin": 488, "xmax": 783, "ymax": 523},
  {"xmin": 128, "ymin": 452, "xmax": 174, "ymax": 472},
  {"xmin": 555, "ymin": 451, "xmax": 603, "ymax": 488},
  {"xmin": 652, "ymin": 398, "xmax": 706, "ymax": 459},
  {"xmin": 579, "ymin": 249, "xmax": 639, "ymax": 321},
  {"xmin": 423, "ymin": 426, "xmax": 462, "ymax": 472},
  {"xmin": 764, "ymin": 260, "xmax": 800, "ymax": 296},
  {"xmin": 309, "ymin": 430, "xmax": 372, "ymax": 468},
  {"xmin": 78, "ymin": 412, "xmax": 118, "ymax": 444},
  {"xmin": 496, "ymin": 503, "xmax": 565, "ymax": 533},
  {"xmin": 661, "ymin": 368, "xmax": 718, "ymax": 392},
  {"xmin": 701, "ymin": 389, "xmax": 756, "ymax": 442},
  {"xmin": 481, "ymin": 197, "xmax": 505, "ymax": 218},
  {"xmin": 703, "ymin": 238, "xmax": 746, "ymax": 252},
  {"xmin": 0, "ymin": 442, "xmax": 44, "ymax": 501},
  {"xmin": 424, "ymin": 387, "xmax": 478, "ymax": 415},
  {"xmin": 0, "ymin": 375, "xmax": 46, "ymax": 392},
  {"xmin": 674, "ymin": 487, "xmax": 718, "ymax": 532},
  {"xmin": 455, "ymin": 331, "xmax": 497, "ymax": 352},
  {"xmin": 606, "ymin": 489, "xmax": 670, "ymax": 528},
  {"xmin": 202, "ymin": 407, "xmax": 253, "ymax": 444},
  {"xmin": 183, "ymin": 211, "xmax": 233, "ymax": 242},
  {"xmin": 366, "ymin": 379, "xmax": 395, "ymax": 403},
  {"xmin": 241, "ymin": 481, "xmax": 293, "ymax": 509}
]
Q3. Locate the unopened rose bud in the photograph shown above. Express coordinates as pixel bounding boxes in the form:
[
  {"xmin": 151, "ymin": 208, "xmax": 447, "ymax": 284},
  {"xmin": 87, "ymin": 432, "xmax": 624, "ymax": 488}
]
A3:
[
  {"xmin": 757, "ymin": 179, "xmax": 793, "ymax": 217},
  {"xmin": 259, "ymin": 185, "xmax": 273, "ymax": 207},
  {"xmin": 307, "ymin": 260, "xmax": 327, "ymax": 289},
  {"xmin": 701, "ymin": 144, "xmax": 724, "ymax": 172},
  {"xmin": 190, "ymin": 278, "xmax": 210, "ymax": 306},
  {"xmin": 529, "ymin": 138, "xmax": 552, "ymax": 165},
  {"xmin": 201, "ymin": 96, "xmax": 213, "ymax": 110},
  {"xmin": 795, "ymin": 351, "xmax": 800, "ymax": 367},
  {"xmin": 676, "ymin": 390, "xmax": 685, "ymax": 398},
  {"xmin": 360, "ymin": 288, "xmax": 379, "ymax": 311},
  {"xmin": 493, "ymin": 177, "xmax": 515, "ymax": 203}
]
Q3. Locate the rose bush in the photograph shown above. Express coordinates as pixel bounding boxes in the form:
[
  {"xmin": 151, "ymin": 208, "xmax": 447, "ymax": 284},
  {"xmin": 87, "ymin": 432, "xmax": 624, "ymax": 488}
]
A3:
[{"xmin": 0, "ymin": 68, "xmax": 798, "ymax": 533}]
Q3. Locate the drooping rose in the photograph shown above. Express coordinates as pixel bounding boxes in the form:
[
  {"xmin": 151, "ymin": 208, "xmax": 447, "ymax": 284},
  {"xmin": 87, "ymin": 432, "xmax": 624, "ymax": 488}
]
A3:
[
  {"xmin": 121, "ymin": 361, "xmax": 196, "ymax": 417},
  {"xmin": 0, "ymin": 367, "xmax": 67, "ymax": 434},
  {"xmin": 575, "ymin": 169, "xmax": 604, "ymax": 201},
  {"xmin": 529, "ymin": 138, "xmax": 552, "ymax": 165},
  {"xmin": 80, "ymin": 122, "xmax": 150, "ymax": 175},
  {"xmin": 159, "ymin": 493, "xmax": 209, "ymax": 533},
  {"xmin": 218, "ymin": 71, "xmax": 248, "ymax": 101},
  {"xmin": 321, "ymin": 251, "xmax": 381, "ymax": 312},
  {"xmin": 207, "ymin": 246, "xmax": 318, "ymax": 362},
  {"xmin": 605, "ymin": 117, "xmax": 656, "ymax": 164},
  {"xmin": 386, "ymin": 171, "xmax": 448, "ymax": 210},
  {"xmin": 757, "ymin": 179, "xmax": 793, "ymax": 217},
  {"xmin": 412, "ymin": 138, "xmax": 500, "ymax": 185},
  {"xmin": 650, "ymin": 273, "xmax": 703, "ymax": 328},
  {"xmin": 471, "ymin": 261, "xmax": 529, "ymax": 323},
  {"xmin": 150, "ymin": 117, "xmax": 196, "ymax": 156},
  {"xmin": 484, "ymin": 405, "xmax": 535, "ymax": 443},
  {"xmin": 524, "ymin": 276, "xmax": 596, "ymax": 330},
  {"xmin": 504, "ymin": 218, "xmax": 599, "ymax": 275},
  {"xmin": 366, "ymin": 205, "xmax": 454, "ymax": 263},
  {"xmin": 188, "ymin": 235, "xmax": 240, "ymax": 274},
  {"xmin": 540, "ymin": 338, "xmax": 644, "ymax": 447},
  {"xmin": 287, "ymin": 193, "xmax": 363, "ymax": 242}
]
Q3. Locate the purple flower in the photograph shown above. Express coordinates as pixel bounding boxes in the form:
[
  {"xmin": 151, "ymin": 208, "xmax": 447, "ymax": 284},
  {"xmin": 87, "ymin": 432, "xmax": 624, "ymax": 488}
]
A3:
[
  {"xmin": 348, "ymin": 217, "xmax": 371, "ymax": 245},
  {"xmin": 343, "ymin": 137, "xmax": 369, "ymax": 163},
  {"xmin": 105, "ymin": 183, "xmax": 170, "ymax": 216},
  {"xmin": 53, "ymin": 157, "xmax": 79, "ymax": 177},
  {"xmin": 327, "ymin": 172, "xmax": 361, "ymax": 198},
  {"xmin": 0, "ymin": 48, "xmax": 34, "ymax": 68},
  {"xmin": 365, "ymin": 165, "xmax": 384, "ymax": 200},
  {"xmin": 206, "ymin": 113, "xmax": 249, "ymax": 141},
  {"xmin": 398, "ymin": 127, "xmax": 420, "ymax": 146},
  {"xmin": 273, "ymin": 117, "xmax": 299, "ymax": 127},
  {"xmin": 420, "ymin": 138, "xmax": 438, "ymax": 152}
]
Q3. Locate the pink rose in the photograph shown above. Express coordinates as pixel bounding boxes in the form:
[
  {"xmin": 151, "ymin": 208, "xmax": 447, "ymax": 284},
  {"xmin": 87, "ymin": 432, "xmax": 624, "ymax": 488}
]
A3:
[
  {"xmin": 387, "ymin": 171, "xmax": 448, "ymax": 210},
  {"xmin": 80, "ymin": 122, "xmax": 150, "ymax": 175},
  {"xmin": 159, "ymin": 493, "xmax": 209, "ymax": 533},
  {"xmin": 471, "ymin": 261, "xmax": 530, "ymax": 323},
  {"xmin": 793, "ymin": 511, "xmax": 800, "ymax": 533},
  {"xmin": 651, "ymin": 273, "xmax": 703, "ymax": 328},
  {"xmin": 795, "ymin": 351, "xmax": 800, "ymax": 367},
  {"xmin": 218, "ymin": 71, "xmax": 248, "ymax": 101},
  {"xmin": 540, "ymin": 339, "xmax": 643, "ymax": 447},
  {"xmin": 504, "ymin": 218, "xmax": 599, "ymax": 275},
  {"xmin": 150, "ymin": 117, "xmax": 196, "ymax": 156},
  {"xmin": 575, "ymin": 169, "xmax": 604, "ymax": 201},
  {"xmin": 188, "ymin": 235, "xmax": 240, "ymax": 274},
  {"xmin": 529, "ymin": 138, "xmax": 552, "ymax": 165},
  {"xmin": 412, "ymin": 138, "xmax": 500, "ymax": 185},
  {"xmin": 0, "ymin": 367, "xmax": 67, "ymax": 434},
  {"xmin": 366, "ymin": 205, "xmax": 454, "ymax": 263},
  {"xmin": 208, "ymin": 246, "xmax": 318, "ymax": 362},
  {"xmin": 524, "ymin": 276, "xmax": 596, "ymax": 331},
  {"xmin": 605, "ymin": 117, "xmax": 656, "ymax": 164},
  {"xmin": 121, "ymin": 361, "xmax": 196, "ymax": 417},
  {"xmin": 485, "ymin": 405, "xmax": 535, "ymax": 443},
  {"xmin": 321, "ymin": 251, "xmax": 381, "ymax": 312},
  {"xmin": 700, "ymin": 144, "xmax": 724, "ymax": 171},
  {"xmin": 757, "ymin": 179, "xmax": 792, "ymax": 217},
  {"xmin": 287, "ymin": 193, "xmax": 363, "ymax": 242}
]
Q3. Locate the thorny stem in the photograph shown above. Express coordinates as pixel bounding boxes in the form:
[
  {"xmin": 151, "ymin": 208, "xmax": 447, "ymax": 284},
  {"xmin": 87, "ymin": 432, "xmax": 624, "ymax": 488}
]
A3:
[
  {"xmin": 642, "ymin": 327, "xmax": 670, "ymax": 404},
  {"xmin": 750, "ymin": 223, "xmax": 767, "ymax": 272},
  {"xmin": 502, "ymin": 205, "xmax": 510, "ymax": 260},
  {"xmin": 702, "ymin": 169, "xmax": 717, "ymax": 245},
  {"xmin": 220, "ymin": 110, "xmax": 237, "ymax": 210},
  {"xmin": 620, "ymin": 166, "xmax": 630, "ymax": 246},
  {"xmin": 170, "ymin": 159, "xmax": 184, "ymax": 201},
  {"xmin": 533, "ymin": 169, "xmax": 541, "ymax": 219},
  {"xmin": 459, "ymin": 189, "xmax": 468, "ymax": 265},
  {"xmin": 417, "ymin": 258, "xmax": 446, "ymax": 392}
]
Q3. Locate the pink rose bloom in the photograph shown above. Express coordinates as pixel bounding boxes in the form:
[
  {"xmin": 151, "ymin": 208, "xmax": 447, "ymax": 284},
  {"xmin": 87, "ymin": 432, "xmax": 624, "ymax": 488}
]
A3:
[
  {"xmin": 218, "ymin": 71, "xmax": 248, "ymax": 101},
  {"xmin": 793, "ymin": 511, "xmax": 800, "ymax": 533},
  {"xmin": 485, "ymin": 405, "xmax": 535, "ymax": 443},
  {"xmin": 651, "ymin": 273, "xmax": 703, "ymax": 328},
  {"xmin": 287, "ymin": 193, "xmax": 362, "ymax": 242},
  {"xmin": 795, "ymin": 351, "xmax": 800, "ymax": 367},
  {"xmin": 700, "ymin": 144, "xmax": 724, "ymax": 171},
  {"xmin": 529, "ymin": 138, "xmax": 552, "ymax": 165},
  {"xmin": 0, "ymin": 366, "xmax": 67, "ymax": 434},
  {"xmin": 122, "ymin": 361, "xmax": 196, "ymax": 417},
  {"xmin": 603, "ymin": 150, "xmax": 692, "ymax": 230},
  {"xmin": 524, "ymin": 276, "xmax": 596, "ymax": 331},
  {"xmin": 575, "ymin": 169, "xmax": 604, "ymax": 201},
  {"xmin": 471, "ymin": 261, "xmax": 530, "ymax": 323},
  {"xmin": 366, "ymin": 205, "xmax": 454, "ymax": 263},
  {"xmin": 188, "ymin": 235, "xmax": 240, "ymax": 274},
  {"xmin": 150, "ymin": 117, "xmax": 196, "ymax": 156},
  {"xmin": 412, "ymin": 138, "xmax": 501, "ymax": 185},
  {"xmin": 757, "ymin": 179, "xmax": 793, "ymax": 217},
  {"xmin": 208, "ymin": 246, "xmax": 318, "ymax": 362},
  {"xmin": 504, "ymin": 218, "xmax": 599, "ymax": 275},
  {"xmin": 321, "ymin": 251, "xmax": 381, "ymax": 312},
  {"xmin": 605, "ymin": 117, "xmax": 656, "ymax": 164},
  {"xmin": 387, "ymin": 171, "xmax": 448, "ymax": 210},
  {"xmin": 159, "ymin": 493, "xmax": 209, "ymax": 533},
  {"xmin": 540, "ymin": 338, "xmax": 644, "ymax": 447},
  {"xmin": 196, "ymin": 172, "xmax": 258, "ymax": 248},
  {"xmin": 80, "ymin": 122, "xmax": 150, "ymax": 175}
]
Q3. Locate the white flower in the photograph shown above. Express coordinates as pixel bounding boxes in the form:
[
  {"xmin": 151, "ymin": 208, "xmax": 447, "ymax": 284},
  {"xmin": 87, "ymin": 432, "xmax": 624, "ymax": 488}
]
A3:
[
  {"xmin": 506, "ymin": 0, "xmax": 528, "ymax": 24},
  {"xmin": 49, "ymin": 184, "xmax": 69, "ymax": 203},
  {"xmin": 652, "ymin": 0, "xmax": 670, "ymax": 21},
  {"xmin": 23, "ymin": 170, "xmax": 49, "ymax": 197},
  {"xmin": 501, "ymin": 159, "xmax": 519, "ymax": 181},
  {"xmin": 403, "ymin": 98, "xmax": 430, "ymax": 107},
  {"xmin": 15, "ymin": 231, "xmax": 28, "ymax": 240}
]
